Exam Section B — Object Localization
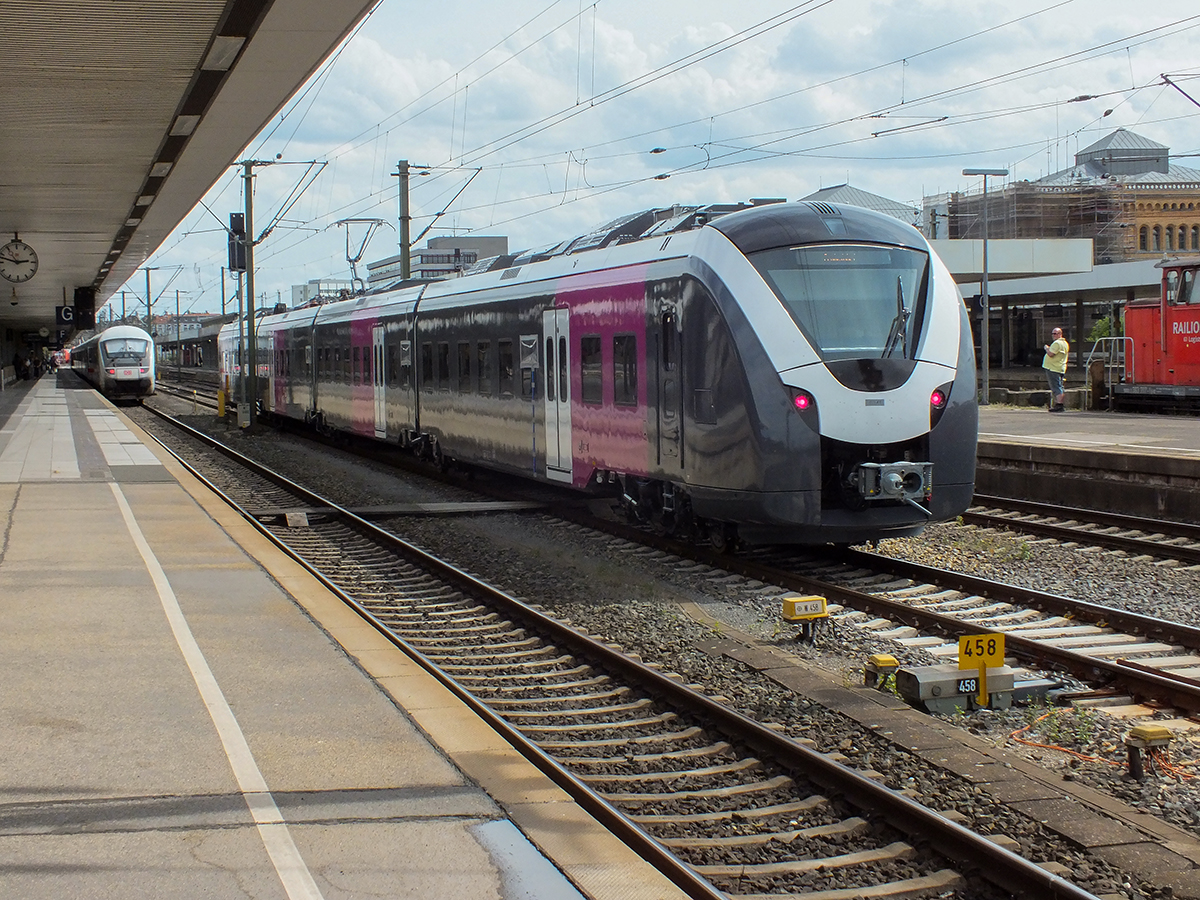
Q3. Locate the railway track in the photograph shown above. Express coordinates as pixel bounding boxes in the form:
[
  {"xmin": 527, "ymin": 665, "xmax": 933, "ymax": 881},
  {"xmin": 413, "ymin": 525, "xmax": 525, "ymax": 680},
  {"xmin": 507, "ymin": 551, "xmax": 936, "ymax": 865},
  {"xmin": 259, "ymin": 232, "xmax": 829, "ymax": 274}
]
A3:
[
  {"xmin": 154, "ymin": 380, "xmax": 220, "ymax": 411},
  {"xmin": 146, "ymin": 391, "xmax": 1200, "ymax": 716},
  {"xmin": 136, "ymin": 405, "xmax": 1103, "ymax": 900},
  {"xmin": 562, "ymin": 513, "xmax": 1200, "ymax": 718},
  {"xmin": 147, "ymin": 390, "xmax": 1200, "ymax": 716},
  {"xmin": 964, "ymin": 495, "xmax": 1200, "ymax": 566}
]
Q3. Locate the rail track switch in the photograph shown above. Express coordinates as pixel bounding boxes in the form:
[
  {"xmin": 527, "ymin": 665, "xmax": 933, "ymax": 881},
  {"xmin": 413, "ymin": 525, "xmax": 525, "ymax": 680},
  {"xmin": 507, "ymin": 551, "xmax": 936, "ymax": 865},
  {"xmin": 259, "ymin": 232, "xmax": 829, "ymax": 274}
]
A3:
[{"xmin": 895, "ymin": 663, "xmax": 1015, "ymax": 715}]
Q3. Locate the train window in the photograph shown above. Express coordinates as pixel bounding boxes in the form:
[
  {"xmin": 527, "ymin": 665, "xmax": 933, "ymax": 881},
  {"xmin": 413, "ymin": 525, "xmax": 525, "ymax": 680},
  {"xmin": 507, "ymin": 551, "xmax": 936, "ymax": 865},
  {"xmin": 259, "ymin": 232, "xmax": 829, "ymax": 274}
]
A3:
[
  {"xmin": 557, "ymin": 336, "xmax": 567, "ymax": 400},
  {"xmin": 478, "ymin": 341, "xmax": 493, "ymax": 395},
  {"xmin": 544, "ymin": 338, "xmax": 555, "ymax": 402},
  {"xmin": 100, "ymin": 337, "xmax": 149, "ymax": 363},
  {"xmin": 334, "ymin": 347, "xmax": 342, "ymax": 382},
  {"xmin": 1169, "ymin": 270, "xmax": 1195, "ymax": 306},
  {"xmin": 457, "ymin": 341, "xmax": 470, "ymax": 392},
  {"xmin": 613, "ymin": 334, "xmax": 637, "ymax": 406},
  {"xmin": 387, "ymin": 345, "xmax": 397, "ymax": 387},
  {"xmin": 749, "ymin": 244, "xmax": 930, "ymax": 362},
  {"xmin": 498, "ymin": 340, "xmax": 514, "ymax": 396},
  {"xmin": 660, "ymin": 313, "xmax": 676, "ymax": 371},
  {"xmin": 437, "ymin": 342, "xmax": 451, "ymax": 390},
  {"xmin": 344, "ymin": 345, "xmax": 352, "ymax": 382},
  {"xmin": 421, "ymin": 342, "xmax": 434, "ymax": 390},
  {"xmin": 580, "ymin": 335, "xmax": 602, "ymax": 404},
  {"xmin": 353, "ymin": 346, "xmax": 361, "ymax": 385}
]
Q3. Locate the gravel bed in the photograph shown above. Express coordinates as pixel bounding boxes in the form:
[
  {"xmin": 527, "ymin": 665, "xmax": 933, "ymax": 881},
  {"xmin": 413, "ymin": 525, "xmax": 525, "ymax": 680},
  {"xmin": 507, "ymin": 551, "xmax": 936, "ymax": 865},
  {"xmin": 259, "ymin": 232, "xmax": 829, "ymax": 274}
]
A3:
[{"xmin": 145, "ymin": 406, "xmax": 1200, "ymax": 896}]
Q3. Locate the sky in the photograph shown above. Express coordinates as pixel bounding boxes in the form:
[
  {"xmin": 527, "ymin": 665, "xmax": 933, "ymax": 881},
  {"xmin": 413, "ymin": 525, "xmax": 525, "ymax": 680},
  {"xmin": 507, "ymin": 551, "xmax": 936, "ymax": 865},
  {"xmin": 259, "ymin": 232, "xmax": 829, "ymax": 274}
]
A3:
[{"xmin": 111, "ymin": 0, "xmax": 1200, "ymax": 316}]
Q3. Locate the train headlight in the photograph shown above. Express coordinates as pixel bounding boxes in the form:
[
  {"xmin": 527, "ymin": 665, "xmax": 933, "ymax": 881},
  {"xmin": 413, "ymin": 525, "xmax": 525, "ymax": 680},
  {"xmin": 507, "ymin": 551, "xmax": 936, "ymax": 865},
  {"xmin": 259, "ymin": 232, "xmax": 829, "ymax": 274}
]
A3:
[{"xmin": 930, "ymin": 381, "xmax": 953, "ymax": 428}]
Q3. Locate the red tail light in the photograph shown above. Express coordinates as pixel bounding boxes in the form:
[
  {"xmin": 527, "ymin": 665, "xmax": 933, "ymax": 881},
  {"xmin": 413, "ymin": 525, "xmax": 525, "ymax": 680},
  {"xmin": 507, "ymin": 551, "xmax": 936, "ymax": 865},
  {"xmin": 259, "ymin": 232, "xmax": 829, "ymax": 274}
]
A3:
[
  {"xmin": 930, "ymin": 389, "xmax": 946, "ymax": 408},
  {"xmin": 793, "ymin": 391, "xmax": 813, "ymax": 410},
  {"xmin": 106, "ymin": 368, "xmax": 116, "ymax": 375}
]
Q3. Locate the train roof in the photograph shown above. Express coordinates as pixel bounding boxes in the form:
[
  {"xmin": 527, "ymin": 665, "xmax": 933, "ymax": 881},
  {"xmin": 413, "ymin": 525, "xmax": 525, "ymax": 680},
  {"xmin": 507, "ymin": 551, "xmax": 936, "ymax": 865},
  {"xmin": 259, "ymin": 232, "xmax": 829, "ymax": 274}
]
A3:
[
  {"xmin": 72, "ymin": 323, "xmax": 154, "ymax": 347},
  {"xmin": 235, "ymin": 200, "xmax": 931, "ymax": 329}
]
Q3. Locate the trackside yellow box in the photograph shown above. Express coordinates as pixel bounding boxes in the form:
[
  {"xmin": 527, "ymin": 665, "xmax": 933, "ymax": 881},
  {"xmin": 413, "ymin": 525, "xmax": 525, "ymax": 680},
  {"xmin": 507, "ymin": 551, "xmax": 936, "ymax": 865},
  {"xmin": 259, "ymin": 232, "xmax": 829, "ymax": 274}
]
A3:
[
  {"xmin": 782, "ymin": 595, "xmax": 828, "ymax": 621},
  {"xmin": 1127, "ymin": 724, "xmax": 1174, "ymax": 748}
]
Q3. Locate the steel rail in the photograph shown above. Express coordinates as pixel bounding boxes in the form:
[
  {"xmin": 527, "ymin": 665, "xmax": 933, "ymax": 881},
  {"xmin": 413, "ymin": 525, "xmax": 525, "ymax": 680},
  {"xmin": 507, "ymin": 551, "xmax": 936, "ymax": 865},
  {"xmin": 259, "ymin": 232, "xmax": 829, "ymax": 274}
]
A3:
[
  {"xmin": 138, "ymin": 407, "xmax": 727, "ymax": 900},
  {"xmin": 838, "ymin": 547, "xmax": 1200, "ymax": 650},
  {"xmin": 550, "ymin": 509, "xmax": 1200, "ymax": 716},
  {"xmin": 140, "ymin": 406, "xmax": 1104, "ymax": 900},
  {"xmin": 972, "ymin": 494, "xmax": 1200, "ymax": 542},
  {"xmin": 962, "ymin": 510, "xmax": 1200, "ymax": 566}
]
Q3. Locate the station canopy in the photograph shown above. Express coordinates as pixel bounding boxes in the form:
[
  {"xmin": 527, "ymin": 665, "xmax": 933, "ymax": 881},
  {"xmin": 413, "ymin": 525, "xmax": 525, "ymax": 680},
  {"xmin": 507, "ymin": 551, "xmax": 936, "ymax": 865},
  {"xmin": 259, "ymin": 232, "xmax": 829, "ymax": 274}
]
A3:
[{"xmin": 0, "ymin": 0, "xmax": 378, "ymax": 337}]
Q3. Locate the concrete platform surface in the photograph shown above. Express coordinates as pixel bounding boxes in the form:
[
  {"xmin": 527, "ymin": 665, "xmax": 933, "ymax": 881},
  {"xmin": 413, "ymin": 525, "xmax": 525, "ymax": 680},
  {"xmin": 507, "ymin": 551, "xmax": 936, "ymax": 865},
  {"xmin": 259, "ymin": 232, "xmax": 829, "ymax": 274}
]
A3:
[
  {"xmin": 0, "ymin": 374, "xmax": 688, "ymax": 900},
  {"xmin": 979, "ymin": 405, "xmax": 1200, "ymax": 458}
]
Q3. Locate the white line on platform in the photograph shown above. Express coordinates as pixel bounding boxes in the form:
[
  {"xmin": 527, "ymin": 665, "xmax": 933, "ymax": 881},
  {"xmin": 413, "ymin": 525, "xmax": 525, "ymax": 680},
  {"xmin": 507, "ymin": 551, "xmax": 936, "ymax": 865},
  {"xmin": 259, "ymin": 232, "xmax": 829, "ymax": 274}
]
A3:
[{"xmin": 109, "ymin": 482, "xmax": 324, "ymax": 900}]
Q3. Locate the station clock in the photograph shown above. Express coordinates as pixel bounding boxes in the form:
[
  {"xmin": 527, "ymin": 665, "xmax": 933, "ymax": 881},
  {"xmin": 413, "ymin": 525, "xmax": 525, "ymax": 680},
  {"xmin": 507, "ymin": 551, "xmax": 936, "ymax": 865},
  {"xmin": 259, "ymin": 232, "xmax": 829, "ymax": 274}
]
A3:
[{"xmin": 0, "ymin": 238, "xmax": 39, "ymax": 283}]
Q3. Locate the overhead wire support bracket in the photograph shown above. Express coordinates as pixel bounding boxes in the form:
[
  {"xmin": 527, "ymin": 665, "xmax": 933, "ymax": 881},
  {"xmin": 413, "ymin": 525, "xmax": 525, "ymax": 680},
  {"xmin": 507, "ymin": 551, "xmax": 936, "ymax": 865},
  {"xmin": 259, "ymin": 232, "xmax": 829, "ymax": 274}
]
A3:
[{"xmin": 332, "ymin": 218, "xmax": 394, "ymax": 293}]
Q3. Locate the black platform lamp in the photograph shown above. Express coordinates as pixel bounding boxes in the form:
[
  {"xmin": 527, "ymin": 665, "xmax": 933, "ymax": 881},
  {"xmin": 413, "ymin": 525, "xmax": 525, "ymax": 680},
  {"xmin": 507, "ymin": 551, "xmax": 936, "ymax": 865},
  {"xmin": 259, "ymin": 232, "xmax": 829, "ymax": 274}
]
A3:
[{"xmin": 963, "ymin": 167, "xmax": 1008, "ymax": 405}]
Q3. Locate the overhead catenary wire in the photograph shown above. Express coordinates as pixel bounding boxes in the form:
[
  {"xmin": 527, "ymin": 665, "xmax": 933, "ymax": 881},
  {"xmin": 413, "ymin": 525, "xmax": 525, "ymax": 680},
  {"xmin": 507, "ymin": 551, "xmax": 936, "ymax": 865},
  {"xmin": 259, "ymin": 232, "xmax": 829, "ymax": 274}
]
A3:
[{"xmin": 134, "ymin": 5, "xmax": 1200, "ymax": 309}]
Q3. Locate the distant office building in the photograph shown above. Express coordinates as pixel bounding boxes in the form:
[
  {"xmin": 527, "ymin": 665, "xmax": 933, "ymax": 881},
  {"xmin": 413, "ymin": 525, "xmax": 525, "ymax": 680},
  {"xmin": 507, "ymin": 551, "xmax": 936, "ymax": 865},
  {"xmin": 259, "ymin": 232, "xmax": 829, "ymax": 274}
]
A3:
[
  {"xmin": 368, "ymin": 236, "xmax": 510, "ymax": 287},
  {"xmin": 292, "ymin": 279, "xmax": 355, "ymax": 306},
  {"xmin": 924, "ymin": 128, "xmax": 1200, "ymax": 264}
]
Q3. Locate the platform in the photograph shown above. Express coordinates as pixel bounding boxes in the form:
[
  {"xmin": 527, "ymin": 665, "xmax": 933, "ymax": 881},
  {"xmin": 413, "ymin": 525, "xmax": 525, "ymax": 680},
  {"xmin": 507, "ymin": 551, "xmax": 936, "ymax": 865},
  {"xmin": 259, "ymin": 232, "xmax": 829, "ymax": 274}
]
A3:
[
  {"xmin": 979, "ymin": 404, "xmax": 1200, "ymax": 459},
  {"xmin": 977, "ymin": 402, "xmax": 1200, "ymax": 523},
  {"xmin": 0, "ymin": 374, "xmax": 687, "ymax": 900}
]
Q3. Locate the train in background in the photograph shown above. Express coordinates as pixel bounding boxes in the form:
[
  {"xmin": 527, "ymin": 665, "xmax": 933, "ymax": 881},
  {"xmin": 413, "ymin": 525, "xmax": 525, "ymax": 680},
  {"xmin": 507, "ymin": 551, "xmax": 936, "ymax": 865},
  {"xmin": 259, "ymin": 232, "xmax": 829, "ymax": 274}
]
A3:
[
  {"xmin": 220, "ymin": 200, "xmax": 979, "ymax": 548},
  {"xmin": 71, "ymin": 324, "xmax": 156, "ymax": 401},
  {"xmin": 1114, "ymin": 255, "xmax": 1200, "ymax": 410}
]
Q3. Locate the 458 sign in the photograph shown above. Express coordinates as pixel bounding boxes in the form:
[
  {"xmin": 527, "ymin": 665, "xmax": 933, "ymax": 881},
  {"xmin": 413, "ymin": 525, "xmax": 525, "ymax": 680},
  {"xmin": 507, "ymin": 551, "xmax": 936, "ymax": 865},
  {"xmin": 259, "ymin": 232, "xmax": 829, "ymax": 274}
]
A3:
[
  {"xmin": 960, "ymin": 635, "xmax": 1003, "ymax": 664},
  {"xmin": 958, "ymin": 634, "xmax": 1005, "ymax": 706}
]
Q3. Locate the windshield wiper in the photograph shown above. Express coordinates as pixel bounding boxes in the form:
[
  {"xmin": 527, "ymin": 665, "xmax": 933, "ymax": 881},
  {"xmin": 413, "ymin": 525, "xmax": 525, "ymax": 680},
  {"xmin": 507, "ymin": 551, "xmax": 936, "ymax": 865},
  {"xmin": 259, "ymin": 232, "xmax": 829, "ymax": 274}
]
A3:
[{"xmin": 882, "ymin": 276, "xmax": 910, "ymax": 359}]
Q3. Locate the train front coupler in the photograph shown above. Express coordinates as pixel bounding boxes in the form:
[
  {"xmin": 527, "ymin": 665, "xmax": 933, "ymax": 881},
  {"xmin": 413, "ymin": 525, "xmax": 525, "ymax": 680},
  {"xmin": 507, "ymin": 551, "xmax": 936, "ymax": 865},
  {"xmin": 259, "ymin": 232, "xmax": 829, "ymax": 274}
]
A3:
[{"xmin": 852, "ymin": 461, "xmax": 934, "ymax": 517}]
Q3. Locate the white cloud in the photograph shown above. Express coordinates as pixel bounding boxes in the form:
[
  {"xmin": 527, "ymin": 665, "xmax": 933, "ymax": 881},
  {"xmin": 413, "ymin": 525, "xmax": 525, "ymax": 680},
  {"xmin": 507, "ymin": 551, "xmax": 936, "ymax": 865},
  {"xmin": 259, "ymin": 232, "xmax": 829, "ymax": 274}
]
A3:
[{"xmin": 125, "ymin": 0, "xmax": 1200, "ymax": 314}]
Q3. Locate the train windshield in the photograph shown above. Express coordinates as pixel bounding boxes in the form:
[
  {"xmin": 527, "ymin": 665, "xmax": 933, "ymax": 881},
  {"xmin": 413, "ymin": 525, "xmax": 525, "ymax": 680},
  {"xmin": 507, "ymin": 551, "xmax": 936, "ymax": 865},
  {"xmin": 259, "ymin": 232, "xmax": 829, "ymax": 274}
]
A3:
[
  {"xmin": 749, "ymin": 244, "xmax": 930, "ymax": 361},
  {"xmin": 100, "ymin": 338, "xmax": 149, "ymax": 363}
]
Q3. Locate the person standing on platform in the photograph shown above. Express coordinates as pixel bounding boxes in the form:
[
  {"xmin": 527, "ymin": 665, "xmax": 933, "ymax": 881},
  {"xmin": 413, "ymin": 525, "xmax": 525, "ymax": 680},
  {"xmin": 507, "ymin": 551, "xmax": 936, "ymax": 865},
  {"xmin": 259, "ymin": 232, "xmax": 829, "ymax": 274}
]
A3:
[{"xmin": 1042, "ymin": 327, "xmax": 1069, "ymax": 412}]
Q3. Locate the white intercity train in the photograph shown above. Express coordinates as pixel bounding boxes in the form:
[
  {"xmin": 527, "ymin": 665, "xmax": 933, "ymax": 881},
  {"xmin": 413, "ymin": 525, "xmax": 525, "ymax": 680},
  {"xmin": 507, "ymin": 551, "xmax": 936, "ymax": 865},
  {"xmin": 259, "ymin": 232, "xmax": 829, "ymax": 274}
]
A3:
[{"xmin": 72, "ymin": 324, "xmax": 156, "ymax": 401}]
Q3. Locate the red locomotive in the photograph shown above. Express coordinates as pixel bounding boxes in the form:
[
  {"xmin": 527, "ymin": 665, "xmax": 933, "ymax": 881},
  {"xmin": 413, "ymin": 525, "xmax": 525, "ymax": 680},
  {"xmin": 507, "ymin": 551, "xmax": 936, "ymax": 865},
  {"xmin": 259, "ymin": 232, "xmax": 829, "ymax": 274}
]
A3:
[{"xmin": 1117, "ymin": 255, "xmax": 1200, "ymax": 408}]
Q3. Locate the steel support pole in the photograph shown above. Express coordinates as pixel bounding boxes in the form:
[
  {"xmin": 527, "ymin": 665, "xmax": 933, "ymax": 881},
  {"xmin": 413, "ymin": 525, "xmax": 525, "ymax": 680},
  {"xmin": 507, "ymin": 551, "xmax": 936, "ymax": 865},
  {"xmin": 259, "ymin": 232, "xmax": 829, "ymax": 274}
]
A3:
[
  {"xmin": 243, "ymin": 161, "xmax": 257, "ymax": 427},
  {"xmin": 398, "ymin": 160, "xmax": 411, "ymax": 280}
]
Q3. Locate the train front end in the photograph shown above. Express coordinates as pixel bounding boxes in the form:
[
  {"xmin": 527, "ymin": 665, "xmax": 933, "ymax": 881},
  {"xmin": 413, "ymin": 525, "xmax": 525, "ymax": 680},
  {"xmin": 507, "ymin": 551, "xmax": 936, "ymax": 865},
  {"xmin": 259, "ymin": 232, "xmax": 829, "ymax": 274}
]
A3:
[
  {"xmin": 700, "ymin": 201, "xmax": 977, "ymax": 545},
  {"xmin": 99, "ymin": 329, "xmax": 155, "ymax": 400}
]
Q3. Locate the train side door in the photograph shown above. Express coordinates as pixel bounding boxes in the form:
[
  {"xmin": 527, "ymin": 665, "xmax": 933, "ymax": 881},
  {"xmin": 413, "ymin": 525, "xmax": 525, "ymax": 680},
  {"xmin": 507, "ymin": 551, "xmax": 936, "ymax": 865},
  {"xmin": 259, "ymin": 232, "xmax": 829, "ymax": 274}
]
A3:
[
  {"xmin": 657, "ymin": 309, "xmax": 683, "ymax": 468},
  {"xmin": 542, "ymin": 308, "xmax": 572, "ymax": 482},
  {"xmin": 372, "ymin": 324, "xmax": 386, "ymax": 438}
]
